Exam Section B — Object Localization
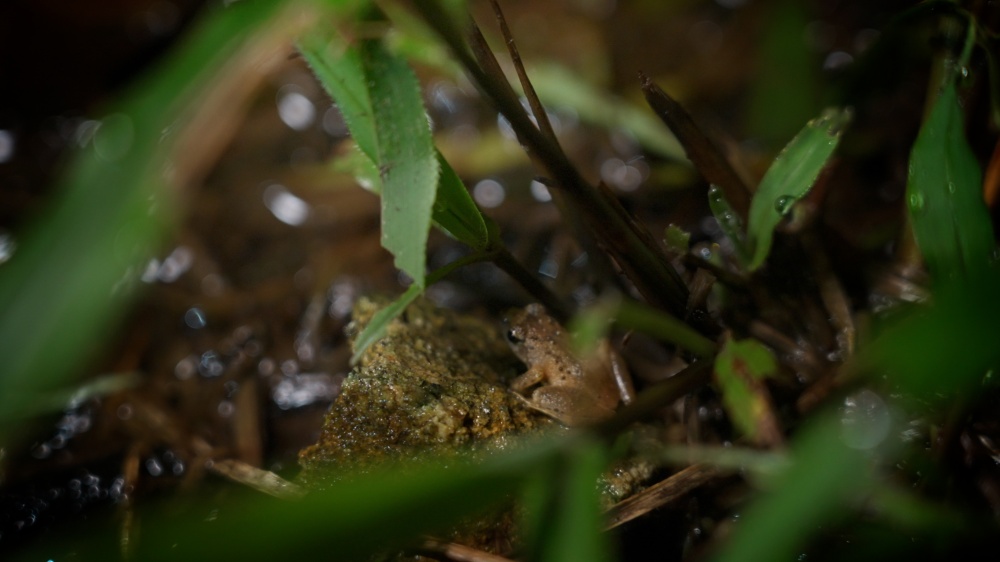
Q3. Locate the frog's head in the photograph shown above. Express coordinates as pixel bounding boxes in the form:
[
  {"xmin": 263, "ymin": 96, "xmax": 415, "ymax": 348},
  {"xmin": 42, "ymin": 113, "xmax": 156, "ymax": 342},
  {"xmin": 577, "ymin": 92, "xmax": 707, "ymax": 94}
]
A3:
[{"xmin": 504, "ymin": 304, "xmax": 561, "ymax": 359}]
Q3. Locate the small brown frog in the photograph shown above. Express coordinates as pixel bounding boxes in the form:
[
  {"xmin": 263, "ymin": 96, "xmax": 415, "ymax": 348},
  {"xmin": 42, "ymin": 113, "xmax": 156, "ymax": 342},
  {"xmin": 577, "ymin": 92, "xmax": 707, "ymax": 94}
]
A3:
[{"xmin": 505, "ymin": 304, "xmax": 635, "ymax": 426}]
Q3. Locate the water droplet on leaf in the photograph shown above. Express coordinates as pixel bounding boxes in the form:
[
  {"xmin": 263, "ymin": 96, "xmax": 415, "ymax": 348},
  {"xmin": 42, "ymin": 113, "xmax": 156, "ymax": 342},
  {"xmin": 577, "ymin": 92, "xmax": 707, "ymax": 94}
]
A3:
[
  {"xmin": 774, "ymin": 195, "xmax": 794, "ymax": 215},
  {"xmin": 907, "ymin": 192, "xmax": 925, "ymax": 213}
]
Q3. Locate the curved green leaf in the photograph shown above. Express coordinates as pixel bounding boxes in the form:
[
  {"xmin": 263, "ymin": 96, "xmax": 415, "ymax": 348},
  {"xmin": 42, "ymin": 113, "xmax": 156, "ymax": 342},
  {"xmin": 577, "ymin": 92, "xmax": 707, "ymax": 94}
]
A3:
[
  {"xmin": 906, "ymin": 82, "xmax": 995, "ymax": 282},
  {"xmin": 431, "ymin": 150, "xmax": 489, "ymax": 250},
  {"xmin": 746, "ymin": 107, "xmax": 851, "ymax": 270}
]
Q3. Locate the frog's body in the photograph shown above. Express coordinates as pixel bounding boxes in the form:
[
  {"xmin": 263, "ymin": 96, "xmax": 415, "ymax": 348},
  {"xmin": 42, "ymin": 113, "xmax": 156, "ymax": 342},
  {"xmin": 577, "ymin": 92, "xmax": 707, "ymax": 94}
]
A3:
[{"xmin": 505, "ymin": 304, "xmax": 634, "ymax": 426}]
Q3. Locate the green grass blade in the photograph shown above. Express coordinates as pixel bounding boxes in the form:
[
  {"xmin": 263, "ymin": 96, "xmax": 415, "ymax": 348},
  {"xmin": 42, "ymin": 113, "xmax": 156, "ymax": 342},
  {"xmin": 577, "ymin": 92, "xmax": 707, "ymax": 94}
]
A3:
[
  {"xmin": 27, "ymin": 438, "xmax": 563, "ymax": 562},
  {"xmin": 523, "ymin": 438, "xmax": 614, "ymax": 562},
  {"xmin": 349, "ymin": 283, "xmax": 424, "ymax": 365},
  {"xmin": 349, "ymin": 250, "xmax": 492, "ymax": 363},
  {"xmin": 529, "ymin": 62, "xmax": 684, "ymax": 160},
  {"xmin": 299, "ymin": 31, "xmax": 378, "ymax": 160},
  {"xmin": 329, "ymin": 139, "xmax": 489, "ymax": 250},
  {"xmin": 906, "ymin": 82, "xmax": 996, "ymax": 282},
  {"xmin": 615, "ymin": 299, "xmax": 718, "ymax": 359},
  {"xmin": 302, "ymin": 27, "xmax": 487, "ymax": 251},
  {"xmin": 0, "ymin": 0, "xmax": 291, "ymax": 438},
  {"xmin": 746, "ymin": 107, "xmax": 851, "ymax": 270},
  {"xmin": 365, "ymin": 39, "xmax": 439, "ymax": 286},
  {"xmin": 712, "ymin": 412, "xmax": 871, "ymax": 562},
  {"xmin": 431, "ymin": 150, "xmax": 489, "ymax": 250},
  {"xmin": 300, "ymin": 26, "xmax": 439, "ymax": 285}
]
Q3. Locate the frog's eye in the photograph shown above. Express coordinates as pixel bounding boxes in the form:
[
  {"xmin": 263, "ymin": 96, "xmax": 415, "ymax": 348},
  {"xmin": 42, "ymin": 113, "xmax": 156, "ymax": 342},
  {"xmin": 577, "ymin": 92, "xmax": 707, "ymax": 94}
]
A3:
[{"xmin": 506, "ymin": 328, "xmax": 524, "ymax": 345}]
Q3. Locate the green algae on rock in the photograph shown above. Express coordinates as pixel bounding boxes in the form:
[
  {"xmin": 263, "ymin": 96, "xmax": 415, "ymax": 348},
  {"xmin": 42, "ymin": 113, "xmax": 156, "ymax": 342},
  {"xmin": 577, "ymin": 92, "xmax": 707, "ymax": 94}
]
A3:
[{"xmin": 298, "ymin": 297, "xmax": 553, "ymax": 487}]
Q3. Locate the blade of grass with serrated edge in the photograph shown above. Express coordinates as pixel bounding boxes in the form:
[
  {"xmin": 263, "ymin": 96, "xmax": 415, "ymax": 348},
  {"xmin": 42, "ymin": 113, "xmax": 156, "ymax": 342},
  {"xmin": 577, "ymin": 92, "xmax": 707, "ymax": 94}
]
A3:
[
  {"xmin": 746, "ymin": 107, "xmax": 851, "ymax": 271},
  {"xmin": 299, "ymin": 31, "xmax": 378, "ymax": 159},
  {"xmin": 300, "ymin": 28, "xmax": 439, "ymax": 285},
  {"xmin": 364, "ymin": 39, "xmax": 438, "ymax": 286},
  {"xmin": 328, "ymin": 140, "xmax": 489, "ymax": 250},
  {"xmin": 906, "ymin": 82, "xmax": 996, "ymax": 282}
]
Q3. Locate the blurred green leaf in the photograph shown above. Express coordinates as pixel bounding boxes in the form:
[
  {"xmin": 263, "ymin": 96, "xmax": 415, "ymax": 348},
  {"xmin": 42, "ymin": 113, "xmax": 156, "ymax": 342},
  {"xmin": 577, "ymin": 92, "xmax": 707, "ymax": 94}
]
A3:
[
  {"xmin": 615, "ymin": 298, "xmax": 717, "ymax": 359},
  {"xmin": 29, "ymin": 436, "xmax": 566, "ymax": 562},
  {"xmin": 662, "ymin": 224, "xmax": 691, "ymax": 255},
  {"xmin": 906, "ymin": 81, "xmax": 996, "ymax": 282},
  {"xmin": 746, "ymin": 0, "xmax": 818, "ymax": 142},
  {"xmin": 863, "ymin": 272, "xmax": 1000, "ymax": 398},
  {"xmin": 528, "ymin": 62, "xmax": 684, "ymax": 160},
  {"xmin": 655, "ymin": 445, "xmax": 790, "ymax": 476},
  {"xmin": 0, "ymin": 0, "xmax": 291, "ymax": 439},
  {"xmin": 867, "ymin": 484, "xmax": 965, "ymax": 533},
  {"xmin": 713, "ymin": 412, "xmax": 872, "ymax": 562},
  {"xmin": 568, "ymin": 295, "xmax": 620, "ymax": 358},
  {"xmin": 746, "ymin": 107, "xmax": 851, "ymax": 270},
  {"xmin": 713, "ymin": 338, "xmax": 778, "ymax": 442},
  {"xmin": 522, "ymin": 438, "xmax": 613, "ymax": 562},
  {"xmin": 300, "ymin": 25, "xmax": 439, "ymax": 286}
]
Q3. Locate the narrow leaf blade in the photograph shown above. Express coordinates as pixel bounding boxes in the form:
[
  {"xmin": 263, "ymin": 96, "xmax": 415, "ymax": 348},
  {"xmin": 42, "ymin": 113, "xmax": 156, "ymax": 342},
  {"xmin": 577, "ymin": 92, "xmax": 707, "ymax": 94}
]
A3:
[
  {"xmin": 298, "ymin": 32, "xmax": 378, "ymax": 160},
  {"xmin": 746, "ymin": 107, "xmax": 851, "ymax": 270},
  {"xmin": 363, "ymin": 41, "xmax": 439, "ymax": 285},
  {"xmin": 350, "ymin": 283, "xmax": 423, "ymax": 365},
  {"xmin": 906, "ymin": 82, "xmax": 996, "ymax": 282},
  {"xmin": 432, "ymin": 150, "xmax": 489, "ymax": 249},
  {"xmin": 301, "ymin": 30, "xmax": 440, "ymax": 286},
  {"xmin": 525, "ymin": 439, "xmax": 613, "ymax": 562}
]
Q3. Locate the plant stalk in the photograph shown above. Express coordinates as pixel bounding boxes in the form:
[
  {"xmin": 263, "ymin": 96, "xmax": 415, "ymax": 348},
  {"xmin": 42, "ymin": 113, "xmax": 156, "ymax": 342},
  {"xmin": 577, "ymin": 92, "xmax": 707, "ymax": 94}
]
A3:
[{"xmin": 411, "ymin": 0, "xmax": 695, "ymax": 324}]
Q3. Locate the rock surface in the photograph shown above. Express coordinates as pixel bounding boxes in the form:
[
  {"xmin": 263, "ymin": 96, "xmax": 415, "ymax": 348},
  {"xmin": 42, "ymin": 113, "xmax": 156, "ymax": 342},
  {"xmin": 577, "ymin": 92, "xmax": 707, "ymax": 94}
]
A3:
[{"xmin": 298, "ymin": 297, "xmax": 552, "ymax": 487}]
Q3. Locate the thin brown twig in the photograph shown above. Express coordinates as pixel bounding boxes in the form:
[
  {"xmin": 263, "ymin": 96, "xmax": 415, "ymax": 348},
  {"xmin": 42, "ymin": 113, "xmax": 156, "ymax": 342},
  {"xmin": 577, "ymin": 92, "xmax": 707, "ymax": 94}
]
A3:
[
  {"xmin": 411, "ymin": 0, "xmax": 695, "ymax": 322},
  {"xmin": 488, "ymin": 0, "xmax": 559, "ymax": 144},
  {"xmin": 639, "ymin": 73, "xmax": 752, "ymax": 221},
  {"xmin": 492, "ymin": 246, "xmax": 571, "ymax": 321},
  {"xmin": 604, "ymin": 464, "xmax": 722, "ymax": 529},
  {"xmin": 417, "ymin": 539, "xmax": 517, "ymax": 562},
  {"xmin": 594, "ymin": 360, "xmax": 712, "ymax": 438}
]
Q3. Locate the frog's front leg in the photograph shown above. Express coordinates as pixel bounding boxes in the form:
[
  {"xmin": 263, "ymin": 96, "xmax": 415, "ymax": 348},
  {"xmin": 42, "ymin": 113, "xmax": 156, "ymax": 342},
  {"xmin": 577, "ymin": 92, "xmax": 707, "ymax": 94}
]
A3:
[
  {"xmin": 530, "ymin": 386, "xmax": 616, "ymax": 426},
  {"xmin": 510, "ymin": 367, "xmax": 546, "ymax": 394}
]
